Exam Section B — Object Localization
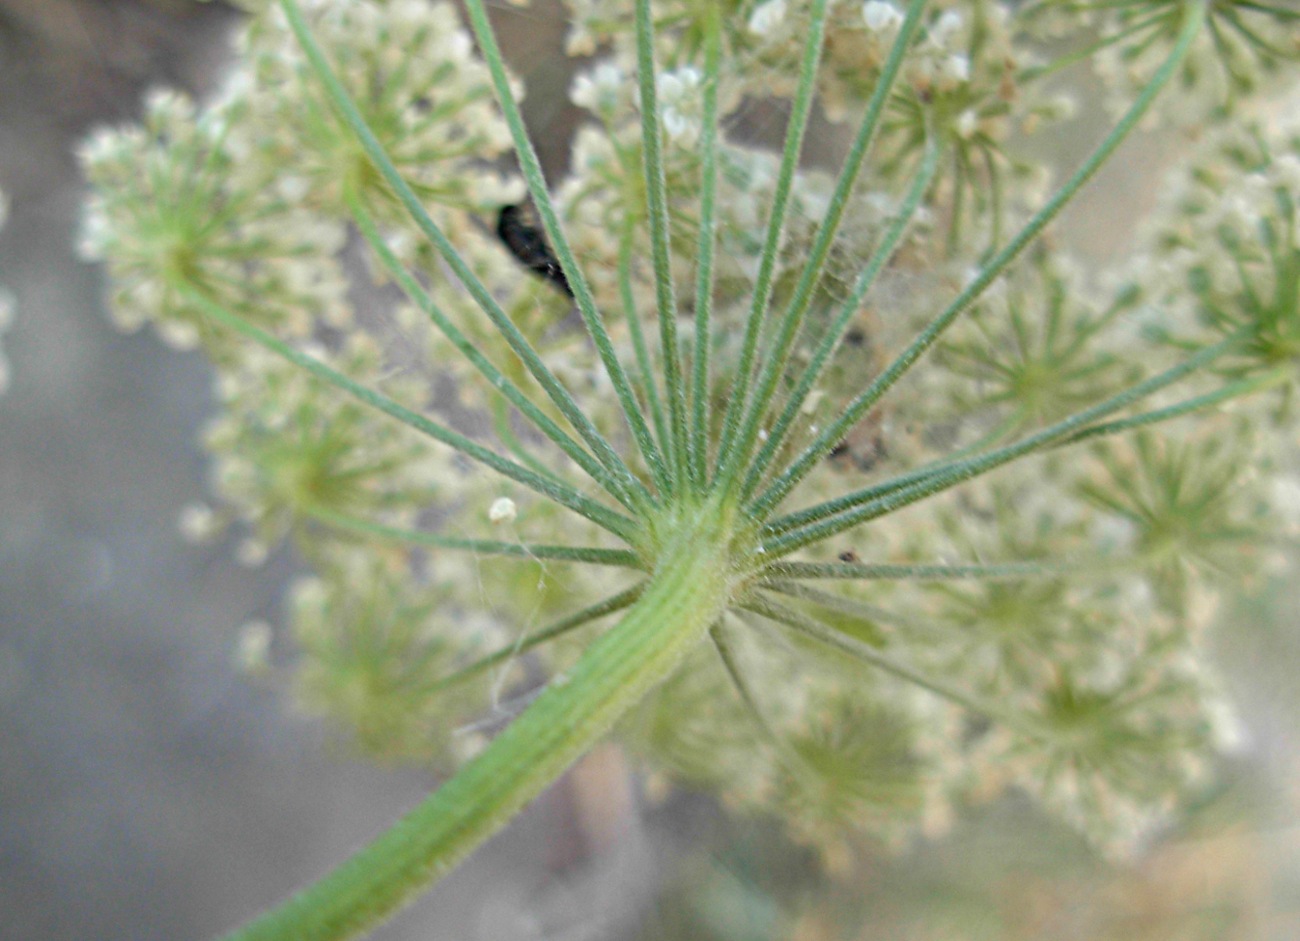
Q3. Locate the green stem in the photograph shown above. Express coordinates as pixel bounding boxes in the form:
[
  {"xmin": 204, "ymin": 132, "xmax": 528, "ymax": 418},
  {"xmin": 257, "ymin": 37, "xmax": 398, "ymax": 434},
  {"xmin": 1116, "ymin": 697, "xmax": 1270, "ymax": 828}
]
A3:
[
  {"xmin": 634, "ymin": 0, "xmax": 690, "ymax": 488},
  {"xmin": 761, "ymin": 559, "xmax": 1075, "ymax": 581},
  {"xmin": 306, "ymin": 506, "xmax": 642, "ymax": 567},
  {"xmin": 1236, "ymin": 1, "xmax": 1300, "ymax": 21},
  {"xmin": 765, "ymin": 327, "xmax": 1243, "ymax": 556},
  {"xmin": 618, "ymin": 217, "xmax": 671, "ymax": 494},
  {"xmin": 689, "ymin": 5, "xmax": 723, "ymax": 494},
  {"xmin": 1060, "ymin": 366, "xmax": 1293, "ymax": 444},
  {"xmin": 762, "ymin": 463, "xmax": 947, "ymax": 538},
  {"xmin": 219, "ymin": 513, "xmax": 737, "ymax": 941},
  {"xmin": 456, "ymin": 0, "xmax": 670, "ymax": 500},
  {"xmin": 1016, "ymin": 13, "xmax": 1165, "ymax": 85},
  {"xmin": 760, "ymin": 352, "xmax": 1272, "ymax": 541},
  {"xmin": 711, "ymin": 0, "xmax": 830, "ymax": 481},
  {"xmin": 718, "ymin": 0, "xmax": 930, "ymax": 498}
]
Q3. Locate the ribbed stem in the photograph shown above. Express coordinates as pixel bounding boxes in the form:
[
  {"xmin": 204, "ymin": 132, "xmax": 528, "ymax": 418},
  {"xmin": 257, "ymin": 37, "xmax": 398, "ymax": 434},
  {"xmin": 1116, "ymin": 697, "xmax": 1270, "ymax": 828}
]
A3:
[{"xmin": 217, "ymin": 511, "xmax": 737, "ymax": 941}]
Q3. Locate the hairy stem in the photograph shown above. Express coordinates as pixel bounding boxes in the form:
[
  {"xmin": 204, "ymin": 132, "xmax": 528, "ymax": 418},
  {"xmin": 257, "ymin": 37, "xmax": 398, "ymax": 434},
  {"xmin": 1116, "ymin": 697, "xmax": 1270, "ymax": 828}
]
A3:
[
  {"xmin": 634, "ymin": 0, "xmax": 690, "ymax": 487},
  {"xmin": 688, "ymin": 4, "xmax": 722, "ymax": 493},
  {"xmin": 218, "ymin": 508, "xmax": 738, "ymax": 941},
  {"xmin": 455, "ymin": 0, "xmax": 671, "ymax": 498},
  {"xmin": 765, "ymin": 326, "xmax": 1243, "ymax": 556},
  {"xmin": 711, "ymin": 0, "xmax": 830, "ymax": 479},
  {"xmin": 720, "ymin": 0, "xmax": 931, "ymax": 497},
  {"xmin": 306, "ymin": 506, "xmax": 642, "ymax": 567}
]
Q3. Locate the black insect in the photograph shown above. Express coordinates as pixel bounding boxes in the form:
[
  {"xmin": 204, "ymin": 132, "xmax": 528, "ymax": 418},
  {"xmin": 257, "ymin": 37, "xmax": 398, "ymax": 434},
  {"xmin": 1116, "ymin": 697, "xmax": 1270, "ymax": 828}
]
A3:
[{"xmin": 496, "ymin": 202, "xmax": 574, "ymax": 299}]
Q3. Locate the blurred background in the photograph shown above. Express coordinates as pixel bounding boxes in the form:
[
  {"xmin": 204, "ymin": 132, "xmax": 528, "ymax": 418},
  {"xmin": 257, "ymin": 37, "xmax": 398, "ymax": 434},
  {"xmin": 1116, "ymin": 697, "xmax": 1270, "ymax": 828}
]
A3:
[{"xmin": 1, "ymin": 2, "xmax": 1299, "ymax": 939}]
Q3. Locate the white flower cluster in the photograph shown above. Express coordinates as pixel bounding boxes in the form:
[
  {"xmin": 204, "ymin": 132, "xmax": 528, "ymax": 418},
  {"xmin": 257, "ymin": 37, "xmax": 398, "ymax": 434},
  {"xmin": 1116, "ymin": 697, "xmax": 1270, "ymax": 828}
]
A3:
[
  {"xmin": 861, "ymin": 0, "xmax": 902, "ymax": 35},
  {"xmin": 79, "ymin": 89, "xmax": 350, "ymax": 350},
  {"xmin": 288, "ymin": 550, "xmax": 499, "ymax": 764},
  {"xmin": 237, "ymin": 0, "xmax": 522, "ymax": 247},
  {"xmin": 78, "ymin": 0, "xmax": 1300, "ymax": 873},
  {"xmin": 570, "ymin": 61, "xmax": 630, "ymax": 118},
  {"xmin": 748, "ymin": 0, "xmax": 788, "ymax": 37},
  {"xmin": 1132, "ymin": 111, "xmax": 1300, "ymax": 413},
  {"xmin": 1086, "ymin": 0, "xmax": 1300, "ymax": 124},
  {"xmin": 201, "ymin": 334, "xmax": 443, "ymax": 563},
  {"xmin": 656, "ymin": 66, "xmax": 705, "ymax": 146}
]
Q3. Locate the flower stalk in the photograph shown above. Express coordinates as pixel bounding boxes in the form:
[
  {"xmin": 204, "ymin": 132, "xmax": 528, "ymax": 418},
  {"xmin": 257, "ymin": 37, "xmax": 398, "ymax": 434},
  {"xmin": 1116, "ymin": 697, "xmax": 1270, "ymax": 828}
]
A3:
[{"xmin": 221, "ymin": 499, "xmax": 740, "ymax": 941}]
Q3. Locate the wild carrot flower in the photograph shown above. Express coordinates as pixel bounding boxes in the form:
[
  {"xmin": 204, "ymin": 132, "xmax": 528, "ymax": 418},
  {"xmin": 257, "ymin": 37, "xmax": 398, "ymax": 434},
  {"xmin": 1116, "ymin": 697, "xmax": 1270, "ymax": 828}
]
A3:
[{"xmin": 76, "ymin": 0, "xmax": 1300, "ymax": 938}]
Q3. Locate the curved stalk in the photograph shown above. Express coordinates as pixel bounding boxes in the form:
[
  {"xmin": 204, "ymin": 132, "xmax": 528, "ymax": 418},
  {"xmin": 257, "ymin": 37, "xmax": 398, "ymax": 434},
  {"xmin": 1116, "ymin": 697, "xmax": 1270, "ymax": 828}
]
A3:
[{"xmin": 217, "ymin": 511, "xmax": 738, "ymax": 941}]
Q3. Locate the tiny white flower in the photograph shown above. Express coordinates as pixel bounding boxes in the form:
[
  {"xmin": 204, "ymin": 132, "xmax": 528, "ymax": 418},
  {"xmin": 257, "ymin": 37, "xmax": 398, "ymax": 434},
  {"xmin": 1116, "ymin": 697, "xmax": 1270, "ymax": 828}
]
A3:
[
  {"xmin": 178, "ymin": 502, "xmax": 220, "ymax": 542},
  {"xmin": 862, "ymin": 0, "xmax": 903, "ymax": 33},
  {"xmin": 657, "ymin": 67, "xmax": 704, "ymax": 146},
  {"xmin": 956, "ymin": 108, "xmax": 979, "ymax": 139},
  {"xmin": 1205, "ymin": 694, "xmax": 1247, "ymax": 752},
  {"xmin": 488, "ymin": 496, "xmax": 518, "ymax": 524},
  {"xmin": 748, "ymin": 0, "xmax": 787, "ymax": 37},
  {"xmin": 157, "ymin": 319, "xmax": 202, "ymax": 350},
  {"xmin": 1273, "ymin": 153, "xmax": 1300, "ymax": 193},
  {"xmin": 453, "ymin": 730, "xmax": 490, "ymax": 763},
  {"xmin": 236, "ymin": 538, "xmax": 269, "ymax": 567},
  {"xmin": 236, "ymin": 620, "xmax": 273, "ymax": 675},
  {"xmin": 941, "ymin": 53, "xmax": 971, "ymax": 84},
  {"xmin": 930, "ymin": 10, "xmax": 964, "ymax": 44},
  {"xmin": 570, "ymin": 62, "xmax": 625, "ymax": 113},
  {"xmin": 1270, "ymin": 474, "xmax": 1300, "ymax": 529}
]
